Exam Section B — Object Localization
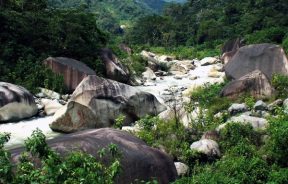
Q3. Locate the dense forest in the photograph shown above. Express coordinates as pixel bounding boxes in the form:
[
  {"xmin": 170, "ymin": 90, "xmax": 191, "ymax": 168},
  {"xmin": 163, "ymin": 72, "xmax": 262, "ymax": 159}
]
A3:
[
  {"xmin": 48, "ymin": 0, "xmax": 166, "ymax": 33},
  {"xmin": 0, "ymin": 0, "xmax": 107, "ymax": 92},
  {"xmin": 127, "ymin": 0, "xmax": 288, "ymax": 49}
]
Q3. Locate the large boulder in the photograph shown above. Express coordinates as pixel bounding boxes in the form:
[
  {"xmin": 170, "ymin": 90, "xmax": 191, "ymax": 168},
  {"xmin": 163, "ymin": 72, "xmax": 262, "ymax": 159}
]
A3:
[
  {"xmin": 43, "ymin": 57, "xmax": 96, "ymax": 92},
  {"xmin": 0, "ymin": 82, "xmax": 37, "ymax": 122},
  {"xmin": 221, "ymin": 70, "xmax": 274, "ymax": 99},
  {"xmin": 224, "ymin": 43, "xmax": 288, "ymax": 81},
  {"xmin": 10, "ymin": 128, "xmax": 177, "ymax": 184},
  {"xmin": 50, "ymin": 75, "xmax": 166, "ymax": 133},
  {"xmin": 221, "ymin": 38, "xmax": 244, "ymax": 65},
  {"xmin": 100, "ymin": 48, "xmax": 130, "ymax": 83}
]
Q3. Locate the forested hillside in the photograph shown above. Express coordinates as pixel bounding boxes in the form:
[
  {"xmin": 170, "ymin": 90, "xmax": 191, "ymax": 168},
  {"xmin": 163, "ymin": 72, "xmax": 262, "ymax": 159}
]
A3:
[
  {"xmin": 0, "ymin": 0, "xmax": 107, "ymax": 92},
  {"xmin": 127, "ymin": 0, "xmax": 288, "ymax": 49},
  {"xmin": 48, "ymin": 0, "xmax": 167, "ymax": 33}
]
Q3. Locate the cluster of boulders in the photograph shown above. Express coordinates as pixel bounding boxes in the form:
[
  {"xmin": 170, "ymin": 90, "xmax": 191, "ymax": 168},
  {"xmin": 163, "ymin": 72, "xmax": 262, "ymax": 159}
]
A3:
[
  {"xmin": 2, "ymin": 41, "xmax": 288, "ymax": 182},
  {"xmin": 222, "ymin": 43, "xmax": 288, "ymax": 99},
  {"xmin": 0, "ymin": 52, "xmax": 176, "ymax": 183},
  {"xmin": 49, "ymin": 75, "xmax": 166, "ymax": 133},
  {"xmin": 188, "ymin": 98, "xmax": 288, "ymax": 166}
]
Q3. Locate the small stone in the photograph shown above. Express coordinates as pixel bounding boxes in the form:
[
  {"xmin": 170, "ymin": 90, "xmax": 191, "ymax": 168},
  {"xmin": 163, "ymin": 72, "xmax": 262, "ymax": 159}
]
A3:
[
  {"xmin": 174, "ymin": 162, "xmax": 189, "ymax": 176},
  {"xmin": 228, "ymin": 103, "xmax": 248, "ymax": 115},
  {"xmin": 267, "ymin": 99, "xmax": 283, "ymax": 111},
  {"xmin": 253, "ymin": 100, "xmax": 268, "ymax": 111},
  {"xmin": 190, "ymin": 139, "xmax": 220, "ymax": 157}
]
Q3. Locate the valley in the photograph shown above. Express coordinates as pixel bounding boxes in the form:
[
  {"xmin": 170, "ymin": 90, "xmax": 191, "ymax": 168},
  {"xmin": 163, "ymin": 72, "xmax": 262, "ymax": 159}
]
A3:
[{"xmin": 0, "ymin": 0, "xmax": 288, "ymax": 183}]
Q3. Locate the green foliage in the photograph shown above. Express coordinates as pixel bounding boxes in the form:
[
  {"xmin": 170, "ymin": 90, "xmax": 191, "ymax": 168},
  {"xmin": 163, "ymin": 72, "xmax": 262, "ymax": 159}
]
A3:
[
  {"xmin": 135, "ymin": 116, "xmax": 193, "ymax": 162},
  {"xmin": 0, "ymin": 129, "xmax": 121, "ymax": 183},
  {"xmin": 272, "ymin": 74, "xmax": 288, "ymax": 99},
  {"xmin": 268, "ymin": 167, "xmax": 288, "ymax": 184},
  {"xmin": 265, "ymin": 112, "xmax": 288, "ymax": 166},
  {"xmin": 244, "ymin": 96, "xmax": 256, "ymax": 109},
  {"xmin": 114, "ymin": 114, "xmax": 126, "ymax": 129},
  {"xmin": 129, "ymin": 54, "xmax": 148, "ymax": 76},
  {"xmin": 187, "ymin": 82, "xmax": 231, "ymax": 117},
  {"xmin": 245, "ymin": 27, "xmax": 286, "ymax": 44},
  {"xmin": 127, "ymin": 0, "xmax": 288, "ymax": 48},
  {"xmin": 219, "ymin": 123, "xmax": 261, "ymax": 154},
  {"xmin": 48, "ymin": 0, "xmax": 166, "ymax": 34},
  {"xmin": 0, "ymin": 2, "xmax": 107, "ymax": 92},
  {"xmin": 0, "ymin": 133, "xmax": 12, "ymax": 183},
  {"xmin": 283, "ymin": 35, "xmax": 288, "ymax": 53},
  {"xmin": 24, "ymin": 128, "xmax": 50, "ymax": 158}
]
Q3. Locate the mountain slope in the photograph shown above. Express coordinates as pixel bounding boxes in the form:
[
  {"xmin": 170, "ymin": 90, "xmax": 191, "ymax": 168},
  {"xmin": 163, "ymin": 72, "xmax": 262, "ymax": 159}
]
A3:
[{"xmin": 48, "ymin": 0, "xmax": 167, "ymax": 33}]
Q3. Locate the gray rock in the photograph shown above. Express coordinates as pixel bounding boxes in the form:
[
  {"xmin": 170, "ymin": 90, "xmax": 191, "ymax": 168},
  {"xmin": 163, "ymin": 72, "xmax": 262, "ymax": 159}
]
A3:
[
  {"xmin": 37, "ymin": 88, "xmax": 61, "ymax": 100},
  {"xmin": 41, "ymin": 99, "xmax": 63, "ymax": 116},
  {"xmin": 190, "ymin": 139, "xmax": 220, "ymax": 157},
  {"xmin": 142, "ymin": 67, "xmax": 157, "ymax": 81},
  {"xmin": 225, "ymin": 44, "xmax": 288, "ymax": 81},
  {"xmin": 43, "ymin": 57, "xmax": 96, "ymax": 93},
  {"xmin": 0, "ymin": 82, "xmax": 38, "ymax": 122},
  {"xmin": 253, "ymin": 100, "xmax": 268, "ymax": 111},
  {"xmin": 217, "ymin": 114, "xmax": 268, "ymax": 131},
  {"xmin": 283, "ymin": 98, "xmax": 288, "ymax": 109},
  {"xmin": 268, "ymin": 99, "xmax": 283, "ymax": 111},
  {"xmin": 50, "ymin": 75, "xmax": 166, "ymax": 133},
  {"xmin": 10, "ymin": 128, "xmax": 177, "ymax": 184},
  {"xmin": 174, "ymin": 162, "xmax": 189, "ymax": 176},
  {"xmin": 61, "ymin": 94, "xmax": 70, "ymax": 101},
  {"xmin": 200, "ymin": 57, "xmax": 218, "ymax": 66},
  {"xmin": 100, "ymin": 48, "xmax": 130, "ymax": 84},
  {"xmin": 201, "ymin": 131, "xmax": 220, "ymax": 141},
  {"xmin": 221, "ymin": 70, "xmax": 274, "ymax": 99},
  {"xmin": 228, "ymin": 103, "xmax": 248, "ymax": 115}
]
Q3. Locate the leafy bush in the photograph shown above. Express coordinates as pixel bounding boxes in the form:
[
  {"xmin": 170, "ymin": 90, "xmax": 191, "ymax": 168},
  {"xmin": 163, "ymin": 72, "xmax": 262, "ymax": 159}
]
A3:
[
  {"xmin": 174, "ymin": 156, "xmax": 269, "ymax": 184},
  {"xmin": 268, "ymin": 167, "xmax": 288, "ymax": 184},
  {"xmin": 0, "ymin": 130, "xmax": 121, "ymax": 183},
  {"xmin": 0, "ymin": 133, "xmax": 12, "ymax": 183},
  {"xmin": 127, "ymin": 54, "xmax": 147, "ymax": 76},
  {"xmin": 283, "ymin": 35, "xmax": 288, "ymax": 53},
  {"xmin": 244, "ymin": 96, "xmax": 256, "ymax": 109},
  {"xmin": 265, "ymin": 112, "xmax": 288, "ymax": 166},
  {"xmin": 219, "ymin": 123, "xmax": 261, "ymax": 153},
  {"xmin": 135, "ymin": 116, "xmax": 193, "ymax": 162},
  {"xmin": 271, "ymin": 74, "xmax": 288, "ymax": 99},
  {"xmin": 245, "ymin": 27, "xmax": 286, "ymax": 44}
]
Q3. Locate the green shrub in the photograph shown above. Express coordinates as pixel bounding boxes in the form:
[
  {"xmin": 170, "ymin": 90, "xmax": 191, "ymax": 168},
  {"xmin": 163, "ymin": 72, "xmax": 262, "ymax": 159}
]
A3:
[
  {"xmin": 114, "ymin": 114, "xmax": 126, "ymax": 129},
  {"xmin": 0, "ymin": 133, "xmax": 12, "ymax": 184},
  {"xmin": 272, "ymin": 74, "xmax": 288, "ymax": 99},
  {"xmin": 135, "ymin": 116, "xmax": 193, "ymax": 162},
  {"xmin": 268, "ymin": 167, "xmax": 288, "ymax": 184},
  {"xmin": 129, "ymin": 54, "xmax": 147, "ymax": 76},
  {"xmin": 0, "ymin": 130, "xmax": 121, "ymax": 183},
  {"xmin": 265, "ymin": 112, "xmax": 288, "ymax": 166},
  {"xmin": 244, "ymin": 96, "xmax": 255, "ymax": 109},
  {"xmin": 174, "ymin": 156, "xmax": 269, "ymax": 184},
  {"xmin": 219, "ymin": 123, "xmax": 261, "ymax": 153},
  {"xmin": 245, "ymin": 27, "xmax": 286, "ymax": 44},
  {"xmin": 283, "ymin": 36, "xmax": 288, "ymax": 53}
]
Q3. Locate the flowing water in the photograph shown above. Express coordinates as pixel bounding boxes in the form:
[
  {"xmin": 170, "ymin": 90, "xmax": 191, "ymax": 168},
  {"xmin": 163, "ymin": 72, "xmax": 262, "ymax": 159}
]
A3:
[
  {"xmin": 1, "ymin": 63, "xmax": 223, "ymax": 149},
  {"xmin": 0, "ymin": 116, "xmax": 61, "ymax": 149}
]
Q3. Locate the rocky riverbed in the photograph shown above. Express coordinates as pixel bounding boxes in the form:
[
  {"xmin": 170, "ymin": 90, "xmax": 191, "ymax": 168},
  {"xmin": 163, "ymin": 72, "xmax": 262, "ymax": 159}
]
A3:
[{"xmin": 1, "ymin": 52, "xmax": 225, "ymax": 149}]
